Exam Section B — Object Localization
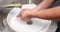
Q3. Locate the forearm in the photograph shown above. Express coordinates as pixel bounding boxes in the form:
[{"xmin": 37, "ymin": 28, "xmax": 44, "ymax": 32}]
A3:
[
  {"xmin": 34, "ymin": 0, "xmax": 56, "ymax": 11},
  {"xmin": 32, "ymin": 6, "xmax": 60, "ymax": 20}
]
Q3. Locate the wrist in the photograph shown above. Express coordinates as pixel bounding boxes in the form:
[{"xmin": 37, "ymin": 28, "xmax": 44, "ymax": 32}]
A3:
[{"xmin": 30, "ymin": 10, "xmax": 38, "ymax": 18}]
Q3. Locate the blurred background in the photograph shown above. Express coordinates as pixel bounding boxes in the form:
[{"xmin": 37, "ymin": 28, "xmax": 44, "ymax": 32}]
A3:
[{"xmin": 0, "ymin": 0, "xmax": 60, "ymax": 32}]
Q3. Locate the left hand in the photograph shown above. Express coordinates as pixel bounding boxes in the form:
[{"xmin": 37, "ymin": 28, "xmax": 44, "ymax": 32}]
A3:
[{"xmin": 17, "ymin": 8, "xmax": 33, "ymax": 22}]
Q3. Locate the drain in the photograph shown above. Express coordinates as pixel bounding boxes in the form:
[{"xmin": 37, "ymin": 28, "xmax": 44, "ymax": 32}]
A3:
[{"xmin": 27, "ymin": 20, "xmax": 33, "ymax": 25}]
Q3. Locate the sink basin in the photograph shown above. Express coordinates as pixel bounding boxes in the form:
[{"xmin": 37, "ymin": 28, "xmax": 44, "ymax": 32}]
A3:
[{"xmin": 7, "ymin": 4, "xmax": 51, "ymax": 32}]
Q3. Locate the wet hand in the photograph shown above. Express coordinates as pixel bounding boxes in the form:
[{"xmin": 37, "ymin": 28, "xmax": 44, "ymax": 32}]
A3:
[{"xmin": 17, "ymin": 8, "xmax": 33, "ymax": 22}]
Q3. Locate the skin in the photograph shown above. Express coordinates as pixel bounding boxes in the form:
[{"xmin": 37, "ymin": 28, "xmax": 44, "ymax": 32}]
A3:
[
  {"xmin": 31, "ymin": 6, "xmax": 60, "ymax": 20},
  {"xmin": 34, "ymin": 0, "xmax": 56, "ymax": 11},
  {"xmin": 17, "ymin": 0, "xmax": 58, "ymax": 22}
]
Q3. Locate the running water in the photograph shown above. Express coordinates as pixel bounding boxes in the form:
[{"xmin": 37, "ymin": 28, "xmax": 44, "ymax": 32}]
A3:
[{"xmin": 29, "ymin": 0, "xmax": 32, "ymax": 4}]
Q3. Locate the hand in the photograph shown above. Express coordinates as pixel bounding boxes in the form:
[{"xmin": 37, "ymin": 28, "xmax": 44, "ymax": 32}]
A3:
[{"xmin": 17, "ymin": 8, "xmax": 33, "ymax": 22}]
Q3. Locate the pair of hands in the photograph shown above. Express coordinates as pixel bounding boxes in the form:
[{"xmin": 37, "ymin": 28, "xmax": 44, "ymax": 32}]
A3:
[{"xmin": 17, "ymin": 9, "xmax": 35, "ymax": 22}]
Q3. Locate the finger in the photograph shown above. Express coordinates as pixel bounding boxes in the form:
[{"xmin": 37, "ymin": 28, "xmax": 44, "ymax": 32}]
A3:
[
  {"xmin": 17, "ymin": 12, "xmax": 21, "ymax": 18},
  {"xmin": 21, "ymin": 17, "xmax": 27, "ymax": 22},
  {"xmin": 17, "ymin": 10, "xmax": 24, "ymax": 18},
  {"xmin": 23, "ymin": 8, "xmax": 30, "ymax": 11},
  {"xmin": 21, "ymin": 16, "xmax": 31, "ymax": 22}
]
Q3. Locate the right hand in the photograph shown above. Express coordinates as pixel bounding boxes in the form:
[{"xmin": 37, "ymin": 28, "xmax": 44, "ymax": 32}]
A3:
[{"xmin": 17, "ymin": 8, "xmax": 35, "ymax": 22}]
